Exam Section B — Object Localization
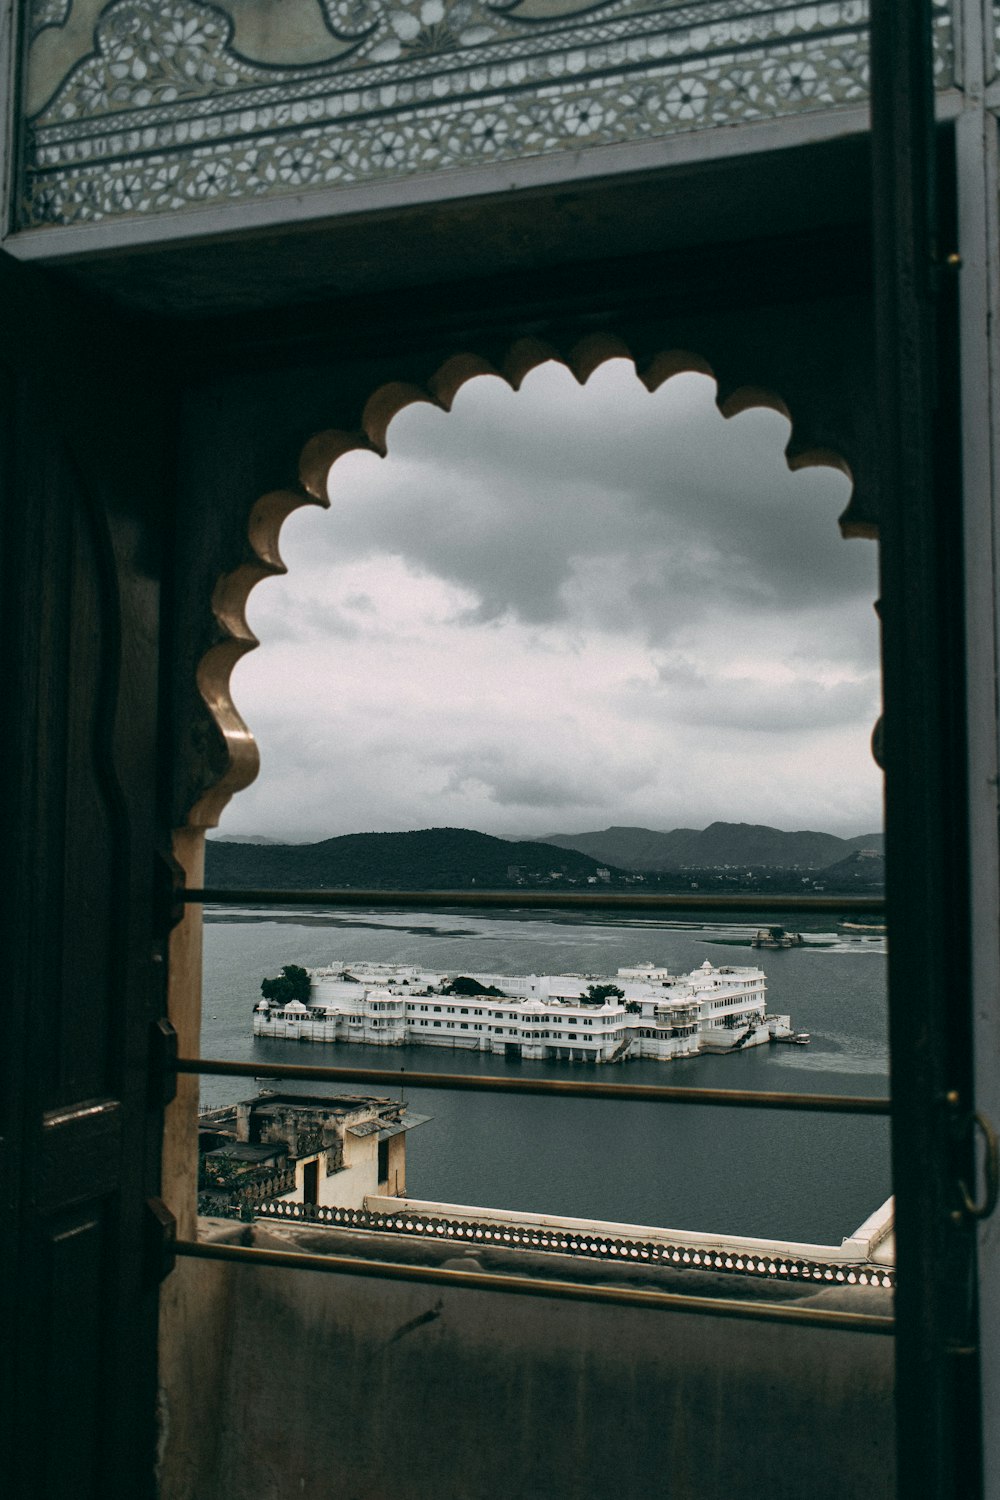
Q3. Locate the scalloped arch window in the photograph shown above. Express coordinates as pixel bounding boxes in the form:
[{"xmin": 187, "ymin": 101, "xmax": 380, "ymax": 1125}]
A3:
[
  {"xmin": 199, "ymin": 354, "xmax": 886, "ymax": 1244},
  {"xmin": 224, "ymin": 357, "xmax": 879, "ymax": 849}
]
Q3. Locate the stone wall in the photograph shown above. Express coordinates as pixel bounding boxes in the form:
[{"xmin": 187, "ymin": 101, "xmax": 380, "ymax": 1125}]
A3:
[{"xmin": 158, "ymin": 1217, "xmax": 895, "ymax": 1500}]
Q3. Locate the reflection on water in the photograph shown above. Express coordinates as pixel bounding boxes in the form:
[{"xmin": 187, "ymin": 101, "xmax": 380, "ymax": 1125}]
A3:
[
  {"xmin": 201, "ymin": 908, "xmax": 889, "ymax": 1245},
  {"xmin": 770, "ymin": 1049, "xmax": 889, "ymax": 1075}
]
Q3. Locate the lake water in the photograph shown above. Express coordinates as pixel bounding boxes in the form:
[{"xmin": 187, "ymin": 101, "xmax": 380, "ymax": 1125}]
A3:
[{"xmin": 201, "ymin": 907, "xmax": 889, "ymax": 1246}]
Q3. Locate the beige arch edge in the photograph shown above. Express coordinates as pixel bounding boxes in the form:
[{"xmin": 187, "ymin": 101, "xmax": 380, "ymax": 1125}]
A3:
[{"xmin": 186, "ymin": 335, "xmax": 865, "ymax": 830}]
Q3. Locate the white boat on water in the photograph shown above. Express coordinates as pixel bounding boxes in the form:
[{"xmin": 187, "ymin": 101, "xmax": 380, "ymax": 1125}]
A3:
[{"xmin": 252, "ymin": 958, "xmax": 801, "ymax": 1063}]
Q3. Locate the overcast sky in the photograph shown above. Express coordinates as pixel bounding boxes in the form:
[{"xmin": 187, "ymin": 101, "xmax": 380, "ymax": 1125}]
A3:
[{"xmin": 221, "ymin": 360, "xmax": 883, "ymax": 843}]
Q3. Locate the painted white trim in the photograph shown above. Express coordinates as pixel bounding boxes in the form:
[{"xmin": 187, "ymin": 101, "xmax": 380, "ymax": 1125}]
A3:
[
  {"xmin": 954, "ymin": 83, "xmax": 1000, "ymax": 1500},
  {"xmin": 983, "ymin": 0, "xmax": 998, "ymax": 87},
  {"xmin": 0, "ymin": 0, "xmax": 20, "ymax": 244},
  {"xmin": 959, "ymin": 0, "xmax": 990, "ymax": 94}
]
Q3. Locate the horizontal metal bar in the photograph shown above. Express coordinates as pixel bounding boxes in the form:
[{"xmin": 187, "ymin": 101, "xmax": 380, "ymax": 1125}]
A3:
[
  {"xmin": 188, "ymin": 888, "xmax": 886, "ymax": 913},
  {"xmin": 180, "ymin": 1056, "xmax": 891, "ymax": 1114},
  {"xmin": 174, "ymin": 1237, "xmax": 895, "ymax": 1334}
]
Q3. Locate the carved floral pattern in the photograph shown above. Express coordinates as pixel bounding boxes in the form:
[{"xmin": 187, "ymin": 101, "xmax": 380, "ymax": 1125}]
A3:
[
  {"xmin": 29, "ymin": 0, "xmax": 71, "ymax": 42},
  {"xmin": 38, "ymin": 2, "xmax": 274, "ymax": 117},
  {"xmin": 18, "ymin": 0, "xmax": 955, "ymax": 228}
]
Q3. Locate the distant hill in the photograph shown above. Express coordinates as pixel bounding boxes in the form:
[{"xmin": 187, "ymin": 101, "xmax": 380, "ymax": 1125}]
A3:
[
  {"xmin": 843, "ymin": 833, "xmax": 885, "ymax": 853},
  {"xmin": 819, "ymin": 848, "xmax": 886, "ymax": 884},
  {"xmin": 209, "ymin": 833, "xmax": 283, "ymax": 844},
  {"xmin": 537, "ymin": 822, "xmax": 884, "ymax": 871},
  {"xmin": 204, "ymin": 826, "xmax": 625, "ymax": 891},
  {"xmin": 537, "ymin": 826, "xmax": 699, "ymax": 870}
]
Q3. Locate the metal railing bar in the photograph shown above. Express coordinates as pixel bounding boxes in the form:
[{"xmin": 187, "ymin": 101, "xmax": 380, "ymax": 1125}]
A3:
[
  {"xmin": 180, "ymin": 1056, "xmax": 891, "ymax": 1113},
  {"xmin": 173, "ymin": 1237, "xmax": 895, "ymax": 1333},
  {"xmin": 187, "ymin": 888, "xmax": 886, "ymax": 913}
]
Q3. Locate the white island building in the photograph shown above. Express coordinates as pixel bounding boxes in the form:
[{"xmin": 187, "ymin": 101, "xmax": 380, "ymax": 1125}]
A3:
[{"xmin": 252, "ymin": 959, "xmax": 800, "ymax": 1062}]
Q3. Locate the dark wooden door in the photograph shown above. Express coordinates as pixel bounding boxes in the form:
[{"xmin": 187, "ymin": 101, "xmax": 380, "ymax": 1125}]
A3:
[
  {"xmin": 303, "ymin": 1158, "xmax": 319, "ymax": 1204},
  {"xmin": 0, "ymin": 251, "xmax": 172, "ymax": 1500}
]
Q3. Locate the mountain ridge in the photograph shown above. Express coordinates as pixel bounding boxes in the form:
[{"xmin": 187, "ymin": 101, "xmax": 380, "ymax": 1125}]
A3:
[
  {"xmin": 204, "ymin": 826, "xmax": 627, "ymax": 891},
  {"xmin": 533, "ymin": 821, "xmax": 884, "ymax": 871}
]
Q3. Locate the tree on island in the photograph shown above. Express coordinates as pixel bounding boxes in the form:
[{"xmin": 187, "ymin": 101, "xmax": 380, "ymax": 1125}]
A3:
[
  {"xmin": 585, "ymin": 983, "xmax": 624, "ymax": 1006},
  {"xmin": 260, "ymin": 964, "xmax": 311, "ymax": 1005},
  {"xmin": 442, "ymin": 975, "xmax": 506, "ymax": 997}
]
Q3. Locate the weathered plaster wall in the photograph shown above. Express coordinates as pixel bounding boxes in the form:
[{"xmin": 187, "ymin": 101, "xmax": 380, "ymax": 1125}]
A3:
[
  {"xmin": 337, "ymin": 1129, "xmax": 380, "ymax": 1207},
  {"xmin": 159, "ymin": 1224, "xmax": 895, "ymax": 1500},
  {"xmin": 387, "ymin": 1131, "xmax": 406, "ymax": 1194}
]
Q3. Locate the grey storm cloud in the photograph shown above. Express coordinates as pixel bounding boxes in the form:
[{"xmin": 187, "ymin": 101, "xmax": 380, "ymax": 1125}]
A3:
[
  {"xmin": 225, "ymin": 363, "xmax": 884, "ymax": 842},
  {"xmin": 443, "ymin": 745, "xmax": 658, "ymax": 811},
  {"xmin": 319, "ymin": 366, "xmax": 874, "ymax": 650},
  {"xmin": 447, "ymin": 764, "xmax": 599, "ymax": 810},
  {"xmin": 249, "ymin": 583, "xmax": 394, "ymax": 645},
  {"xmin": 640, "ymin": 658, "xmax": 881, "ymax": 734}
]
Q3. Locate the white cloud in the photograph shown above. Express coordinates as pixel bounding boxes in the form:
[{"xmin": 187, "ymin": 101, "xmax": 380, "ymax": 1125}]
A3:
[{"xmin": 221, "ymin": 360, "xmax": 882, "ymax": 842}]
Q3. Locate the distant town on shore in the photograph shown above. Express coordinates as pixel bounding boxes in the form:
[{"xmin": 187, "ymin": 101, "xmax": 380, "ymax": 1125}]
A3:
[{"xmin": 206, "ymin": 821, "xmax": 884, "ymax": 895}]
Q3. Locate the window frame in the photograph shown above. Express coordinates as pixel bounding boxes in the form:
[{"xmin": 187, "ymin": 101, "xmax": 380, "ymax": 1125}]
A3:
[{"xmin": 156, "ymin": 10, "xmax": 986, "ymax": 1490}]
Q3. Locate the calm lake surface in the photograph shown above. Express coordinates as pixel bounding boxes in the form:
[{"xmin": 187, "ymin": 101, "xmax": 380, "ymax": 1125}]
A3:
[{"xmin": 201, "ymin": 908, "xmax": 889, "ymax": 1245}]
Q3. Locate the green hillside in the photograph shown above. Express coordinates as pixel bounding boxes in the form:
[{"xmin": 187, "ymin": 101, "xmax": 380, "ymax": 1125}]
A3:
[{"xmin": 205, "ymin": 826, "xmax": 625, "ymax": 890}]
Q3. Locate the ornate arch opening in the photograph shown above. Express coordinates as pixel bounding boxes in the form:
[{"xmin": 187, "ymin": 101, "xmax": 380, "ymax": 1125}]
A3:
[{"xmin": 186, "ymin": 334, "xmax": 873, "ymax": 832}]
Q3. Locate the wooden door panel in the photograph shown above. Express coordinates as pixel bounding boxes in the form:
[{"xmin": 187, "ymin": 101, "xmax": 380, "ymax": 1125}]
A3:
[
  {"xmin": 40, "ymin": 1207, "xmax": 106, "ymax": 1496},
  {"xmin": 0, "ymin": 250, "xmax": 170, "ymax": 1500}
]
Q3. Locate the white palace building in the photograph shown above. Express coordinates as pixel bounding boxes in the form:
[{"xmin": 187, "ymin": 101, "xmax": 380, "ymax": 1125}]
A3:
[{"xmin": 252, "ymin": 960, "xmax": 800, "ymax": 1063}]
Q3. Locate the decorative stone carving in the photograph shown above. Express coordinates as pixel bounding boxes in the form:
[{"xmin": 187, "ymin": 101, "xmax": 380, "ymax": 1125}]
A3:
[
  {"xmin": 17, "ymin": 0, "xmax": 955, "ymax": 230},
  {"xmin": 29, "ymin": 0, "xmax": 72, "ymax": 43}
]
